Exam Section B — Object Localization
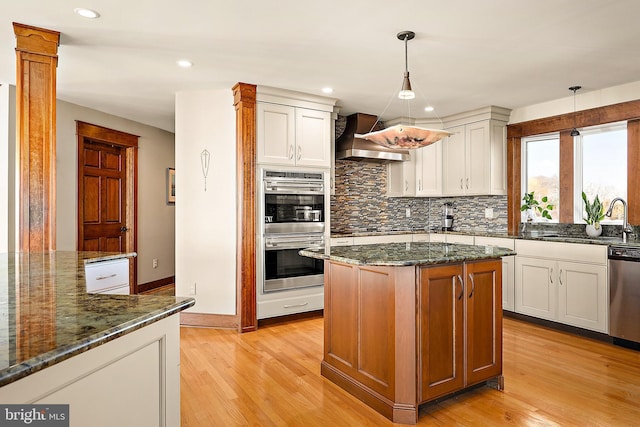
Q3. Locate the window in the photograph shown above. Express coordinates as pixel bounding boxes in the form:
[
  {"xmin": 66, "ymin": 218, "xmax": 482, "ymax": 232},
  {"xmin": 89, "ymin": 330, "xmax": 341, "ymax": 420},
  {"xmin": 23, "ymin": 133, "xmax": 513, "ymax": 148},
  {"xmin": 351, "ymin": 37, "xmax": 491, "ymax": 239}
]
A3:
[
  {"xmin": 522, "ymin": 134, "xmax": 560, "ymax": 221},
  {"xmin": 574, "ymin": 123, "xmax": 627, "ymax": 223}
]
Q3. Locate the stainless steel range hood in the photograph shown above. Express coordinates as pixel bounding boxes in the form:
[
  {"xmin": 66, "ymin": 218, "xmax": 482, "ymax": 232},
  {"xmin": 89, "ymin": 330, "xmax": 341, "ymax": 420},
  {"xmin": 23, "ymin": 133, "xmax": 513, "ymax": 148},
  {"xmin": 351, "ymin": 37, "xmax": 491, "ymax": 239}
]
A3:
[{"xmin": 336, "ymin": 113, "xmax": 410, "ymax": 162}]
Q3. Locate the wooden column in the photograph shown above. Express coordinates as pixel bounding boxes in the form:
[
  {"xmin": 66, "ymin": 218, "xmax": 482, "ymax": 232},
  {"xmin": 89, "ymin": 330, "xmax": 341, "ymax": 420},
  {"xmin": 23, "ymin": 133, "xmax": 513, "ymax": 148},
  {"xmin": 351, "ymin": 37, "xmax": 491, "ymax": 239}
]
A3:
[
  {"xmin": 13, "ymin": 23, "xmax": 60, "ymax": 252},
  {"xmin": 506, "ymin": 135, "xmax": 521, "ymax": 235},
  {"xmin": 559, "ymin": 131, "xmax": 574, "ymax": 223},
  {"xmin": 233, "ymin": 83, "xmax": 257, "ymax": 333},
  {"xmin": 628, "ymin": 119, "xmax": 640, "ymax": 225}
]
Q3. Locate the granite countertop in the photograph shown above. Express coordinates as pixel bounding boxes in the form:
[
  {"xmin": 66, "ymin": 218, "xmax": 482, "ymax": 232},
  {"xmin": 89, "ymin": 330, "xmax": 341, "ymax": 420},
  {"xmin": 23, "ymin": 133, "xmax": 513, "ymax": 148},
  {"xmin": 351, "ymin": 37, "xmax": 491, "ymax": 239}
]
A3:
[
  {"xmin": 300, "ymin": 242, "xmax": 516, "ymax": 266},
  {"xmin": 0, "ymin": 251, "xmax": 195, "ymax": 387}
]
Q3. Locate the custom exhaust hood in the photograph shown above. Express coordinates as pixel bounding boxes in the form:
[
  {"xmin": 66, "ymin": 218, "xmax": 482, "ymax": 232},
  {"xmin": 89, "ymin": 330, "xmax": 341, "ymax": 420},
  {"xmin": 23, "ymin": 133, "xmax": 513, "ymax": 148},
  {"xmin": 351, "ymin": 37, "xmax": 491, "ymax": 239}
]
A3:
[{"xmin": 335, "ymin": 113, "xmax": 410, "ymax": 162}]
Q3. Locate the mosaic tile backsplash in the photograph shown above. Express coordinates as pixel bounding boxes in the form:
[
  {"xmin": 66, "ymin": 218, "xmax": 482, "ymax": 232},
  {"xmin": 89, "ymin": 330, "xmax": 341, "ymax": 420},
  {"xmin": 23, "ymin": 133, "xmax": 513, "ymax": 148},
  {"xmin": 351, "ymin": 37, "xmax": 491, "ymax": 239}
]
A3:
[{"xmin": 330, "ymin": 160, "xmax": 508, "ymax": 234}]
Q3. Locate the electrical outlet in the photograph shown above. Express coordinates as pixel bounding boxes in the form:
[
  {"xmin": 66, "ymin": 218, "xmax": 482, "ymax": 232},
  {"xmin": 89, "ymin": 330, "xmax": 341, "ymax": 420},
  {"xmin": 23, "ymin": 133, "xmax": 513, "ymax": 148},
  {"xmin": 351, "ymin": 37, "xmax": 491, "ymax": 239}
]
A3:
[
  {"xmin": 405, "ymin": 208, "xmax": 411, "ymax": 218},
  {"xmin": 189, "ymin": 283, "xmax": 196, "ymax": 295},
  {"xmin": 485, "ymin": 208, "xmax": 493, "ymax": 219},
  {"xmin": 152, "ymin": 258, "xmax": 158, "ymax": 269}
]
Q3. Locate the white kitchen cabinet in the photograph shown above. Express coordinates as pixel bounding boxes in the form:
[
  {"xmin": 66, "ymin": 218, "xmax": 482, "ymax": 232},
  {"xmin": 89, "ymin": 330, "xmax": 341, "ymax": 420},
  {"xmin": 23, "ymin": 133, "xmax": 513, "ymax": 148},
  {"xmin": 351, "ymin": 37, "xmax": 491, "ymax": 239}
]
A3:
[
  {"xmin": 387, "ymin": 156, "xmax": 416, "ymax": 197},
  {"xmin": 442, "ymin": 107, "xmax": 509, "ymax": 196},
  {"xmin": 84, "ymin": 258, "xmax": 130, "ymax": 294},
  {"xmin": 474, "ymin": 236, "xmax": 515, "ymax": 312},
  {"xmin": 257, "ymin": 290, "xmax": 324, "ymax": 319},
  {"xmin": 257, "ymin": 103, "xmax": 296, "ymax": 165},
  {"xmin": 514, "ymin": 240, "xmax": 608, "ymax": 333},
  {"xmin": 257, "ymin": 102, "xmax": 332, "ymax": 168},
  {"xmin": 353, "ymin": 234, "xmax": 413, "ymax": 245},
  {"xmin": 412, "ymin": 233, "xmax": 431, "ymax": 242},
  {"xmin": 415, "ymin": 141, "xmax": 443, "ymax": 196},
  {"xmin": 295, "ymin": 108, "xmax": 332, "ymax": 168},
  {"xmin": 428, "ymin": 233, "xmax": 446, "ymax": 243},
  {"xmin": 330, "ymin": 236, "xmax": 354, "ymax": 246},
  {"xmin": 443, "ymin": 122, "xmax": 492, "ymax": 195},
  {"xmin": 445, "ymin": 234, "xmax": 475, "ymax": 245}
]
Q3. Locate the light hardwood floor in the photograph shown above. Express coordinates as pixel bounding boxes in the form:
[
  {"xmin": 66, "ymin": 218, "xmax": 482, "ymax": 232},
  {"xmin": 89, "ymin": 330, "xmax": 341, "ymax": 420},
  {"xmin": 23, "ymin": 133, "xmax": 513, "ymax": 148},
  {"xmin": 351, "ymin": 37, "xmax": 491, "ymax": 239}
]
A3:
[{"xmin": 180, "ymin": 316, "xmax": 640, "ymax": 426}]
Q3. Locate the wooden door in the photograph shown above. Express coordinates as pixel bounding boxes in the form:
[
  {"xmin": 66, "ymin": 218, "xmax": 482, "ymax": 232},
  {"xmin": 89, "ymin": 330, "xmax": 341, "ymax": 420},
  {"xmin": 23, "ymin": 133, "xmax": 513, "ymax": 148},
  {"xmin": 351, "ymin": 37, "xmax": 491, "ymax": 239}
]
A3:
[
  {"xmin": 78, "ymin": 140, "xmax": 127, "ymax": 252},
  {"xmin": 76, "ymin": 121, "xmax": 138, "ymax": 292},
  {"xmin": 418, "ymin": 263, "xmax": 465, "ymax": 402},
  {"xmin": 465, "ymin": 260, "xmax": 502, "ymax": 385}
]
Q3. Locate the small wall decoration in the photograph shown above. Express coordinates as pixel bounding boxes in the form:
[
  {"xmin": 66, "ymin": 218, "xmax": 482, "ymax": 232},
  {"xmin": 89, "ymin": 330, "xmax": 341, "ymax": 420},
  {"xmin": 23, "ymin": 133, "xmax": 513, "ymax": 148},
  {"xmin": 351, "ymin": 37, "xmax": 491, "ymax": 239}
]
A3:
[
  {"xmin": 167, "ymin": 168, "xmax": 175, "ymax": 204},
  {"xmin": 201, "ymin": 149, "xmax": 210, "ymax": 191}
]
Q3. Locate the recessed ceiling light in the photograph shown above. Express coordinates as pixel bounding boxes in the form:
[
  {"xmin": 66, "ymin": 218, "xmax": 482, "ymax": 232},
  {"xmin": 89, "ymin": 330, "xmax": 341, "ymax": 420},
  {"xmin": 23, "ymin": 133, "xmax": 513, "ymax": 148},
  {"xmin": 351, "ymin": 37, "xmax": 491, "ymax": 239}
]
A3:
[
  {"xmin": 176, "ymin": 60, "xmax": 193, "ymax": 68},
  {"xmin": 424, "ymin": 106, "xmax": 435, "ymax": 112},
  {"xmin": 322, "ymin": 87, "xmax": 333, "ymax": 94},
  {"xmin": 74, "ymin": 8, "xmax": 100, "ymax": 19}
]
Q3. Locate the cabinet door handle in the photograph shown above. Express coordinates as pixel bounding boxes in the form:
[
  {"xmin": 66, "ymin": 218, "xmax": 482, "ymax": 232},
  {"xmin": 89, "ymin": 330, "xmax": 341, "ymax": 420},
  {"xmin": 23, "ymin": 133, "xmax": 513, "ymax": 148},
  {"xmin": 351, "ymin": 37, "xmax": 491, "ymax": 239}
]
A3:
[
  {"xmin": 289, "ymin": 145, "xmax": 294, "ymax": 160},
  {"xmin": 466, "ymin": 178, "xmax": 469, "ymax": 189},
  {"xmin": 405, "ymin": 180, "xmax": 409, "ymax": 191},
  {"xmin": 96, "ymin": 273, "xmax": 117, "ymax": 281},
  {"xmin": 468, "ymin": 273, "xmax": 475, "ymax": 298},
  {"xmin": 330, "ymin": 177, "xmax": 334, "ymax": 189},
  {"xmin": 297, "ymin": 146, "xmax": 302, "ymax": 161},
  {"xmin": 460, "ymin": 178, "xmax": 463, "ymax": 189},
  {"xmin": 457, "ymin": 275, "xmax": 464, "ymax": 300},
  {"xmin": 550, "ymin": 268, "xmax": 554, "ymax": 284},
  {"xmin": 418, "ymin": 179, "xmax": 422, "ymax": 191},
  {"xmin": 559, "ymin": 269, "xmax": 563, "ymax": 285}
]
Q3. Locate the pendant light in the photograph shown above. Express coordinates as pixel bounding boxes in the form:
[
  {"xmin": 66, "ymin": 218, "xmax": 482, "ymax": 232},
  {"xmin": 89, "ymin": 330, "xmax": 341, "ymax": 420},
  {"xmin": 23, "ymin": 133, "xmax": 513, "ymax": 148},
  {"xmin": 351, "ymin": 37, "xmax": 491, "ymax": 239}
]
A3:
[
  {"xmin": 355, "ymin": 31, "xmax": 451, "ymax": 149},
  {"xmin": 398, "ymin": 31, "xmax": 416, "ymax": 100},
  {"xmin": 569, "ymin": 85, "xmax": 581, "ymax": 136}
]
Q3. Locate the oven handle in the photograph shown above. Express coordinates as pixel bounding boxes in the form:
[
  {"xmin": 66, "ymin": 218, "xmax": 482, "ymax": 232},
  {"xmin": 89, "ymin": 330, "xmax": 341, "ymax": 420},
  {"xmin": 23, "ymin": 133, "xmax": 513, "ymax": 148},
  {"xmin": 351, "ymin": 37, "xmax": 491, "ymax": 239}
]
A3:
[
  {"xmin": 265, "ymin": 239, "xmax": 324, "ymax": 250},
  {"xmin": 264, "ymin": 182, "xmax": 324, "ymax": 193}
]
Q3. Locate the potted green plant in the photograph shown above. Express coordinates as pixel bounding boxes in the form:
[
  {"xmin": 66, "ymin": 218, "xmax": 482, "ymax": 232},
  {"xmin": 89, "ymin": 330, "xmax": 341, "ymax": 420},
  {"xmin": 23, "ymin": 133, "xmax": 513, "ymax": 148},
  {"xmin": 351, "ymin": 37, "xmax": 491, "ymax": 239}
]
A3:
[
  {"xmin": 520, "ymin": 191, "xmax": 554, "ymax": 221},
  {"xmin": 582, "ymin": 192, "xmax": 605, "ymax": 237}
]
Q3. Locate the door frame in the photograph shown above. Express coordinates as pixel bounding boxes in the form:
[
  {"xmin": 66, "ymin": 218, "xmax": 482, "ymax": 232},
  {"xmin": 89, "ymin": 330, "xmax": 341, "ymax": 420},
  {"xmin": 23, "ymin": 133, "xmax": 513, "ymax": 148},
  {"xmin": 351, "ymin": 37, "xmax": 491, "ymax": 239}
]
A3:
[{"xmin": 76, "ymin": 121, "xmax": 139, "ymax": 291}]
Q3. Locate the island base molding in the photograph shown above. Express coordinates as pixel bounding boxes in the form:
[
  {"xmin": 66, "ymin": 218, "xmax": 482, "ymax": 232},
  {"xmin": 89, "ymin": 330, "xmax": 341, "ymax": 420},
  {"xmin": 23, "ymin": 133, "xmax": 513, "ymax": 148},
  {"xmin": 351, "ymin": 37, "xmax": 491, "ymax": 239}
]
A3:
[{"xmin": 321, "ymin": 361, "xmax": 418, "ymax": 424}]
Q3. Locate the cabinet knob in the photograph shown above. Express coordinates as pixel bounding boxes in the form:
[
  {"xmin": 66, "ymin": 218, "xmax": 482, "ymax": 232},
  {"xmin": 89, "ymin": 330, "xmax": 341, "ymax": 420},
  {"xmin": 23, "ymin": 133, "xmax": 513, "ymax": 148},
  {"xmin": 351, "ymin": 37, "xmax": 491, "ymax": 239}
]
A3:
[{"xmin": 120, "ymin": 226, "xmax": 128, "ymax": 232}]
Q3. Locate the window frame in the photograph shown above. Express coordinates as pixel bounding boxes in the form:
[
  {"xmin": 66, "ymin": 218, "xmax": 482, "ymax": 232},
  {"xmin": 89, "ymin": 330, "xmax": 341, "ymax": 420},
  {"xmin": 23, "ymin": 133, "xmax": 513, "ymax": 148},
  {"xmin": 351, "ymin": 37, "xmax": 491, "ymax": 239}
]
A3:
[
  {"xmin": 521, "ymin": 132, "xmax": 560, "ymax": 222},
  {"xmin": 572, "ymin": 121, "xmax": 627, "ymax": 224}
]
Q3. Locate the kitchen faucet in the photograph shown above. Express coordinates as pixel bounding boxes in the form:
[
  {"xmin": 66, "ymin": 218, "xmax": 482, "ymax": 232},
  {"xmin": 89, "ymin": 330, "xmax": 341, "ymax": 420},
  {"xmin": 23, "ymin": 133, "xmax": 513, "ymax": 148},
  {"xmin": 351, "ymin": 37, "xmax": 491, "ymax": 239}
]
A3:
[{"xmin": 605, "ymin": 197, "xmax": 634, "ymax": 242}]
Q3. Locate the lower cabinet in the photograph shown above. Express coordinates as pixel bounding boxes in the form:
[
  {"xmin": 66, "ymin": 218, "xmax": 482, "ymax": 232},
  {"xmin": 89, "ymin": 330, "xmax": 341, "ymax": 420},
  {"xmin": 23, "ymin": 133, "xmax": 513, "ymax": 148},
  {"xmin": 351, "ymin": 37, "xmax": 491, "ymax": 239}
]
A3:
[
  {"xmin": 514, "ymin": 240, "xmax": 608, "ymax": 333},
  {"xmin": 418, "ymin": 260, "xmax": 502, "ymax": 402},
  {"xmin": 257, "ymin": 289, "xmax": 324, "ymax": 319}
]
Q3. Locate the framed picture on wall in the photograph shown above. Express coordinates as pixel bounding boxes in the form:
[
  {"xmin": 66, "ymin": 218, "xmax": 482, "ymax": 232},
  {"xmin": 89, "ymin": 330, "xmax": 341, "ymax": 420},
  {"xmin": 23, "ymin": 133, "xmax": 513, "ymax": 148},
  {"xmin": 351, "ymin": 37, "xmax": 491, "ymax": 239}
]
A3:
[{"xmin": 167, "ymin": 168, "xmax": 175, "ymax": 204}]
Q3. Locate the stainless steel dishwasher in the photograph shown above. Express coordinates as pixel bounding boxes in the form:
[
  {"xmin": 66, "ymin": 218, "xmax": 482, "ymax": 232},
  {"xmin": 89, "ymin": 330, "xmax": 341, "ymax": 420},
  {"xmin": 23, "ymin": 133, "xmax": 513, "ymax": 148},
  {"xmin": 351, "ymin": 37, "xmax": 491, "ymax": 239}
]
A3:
[{"xmin": 609, "ymin": 245, "xmax": 640, "ymax": 349}]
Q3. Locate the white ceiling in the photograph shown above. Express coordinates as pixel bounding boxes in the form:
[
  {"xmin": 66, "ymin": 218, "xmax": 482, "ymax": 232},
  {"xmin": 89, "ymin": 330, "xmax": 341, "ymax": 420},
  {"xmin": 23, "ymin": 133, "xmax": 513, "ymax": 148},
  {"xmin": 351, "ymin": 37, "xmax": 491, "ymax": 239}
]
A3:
[{"xmin": 2, "ymin": 0, "xmax": 640, "ymax": 133}]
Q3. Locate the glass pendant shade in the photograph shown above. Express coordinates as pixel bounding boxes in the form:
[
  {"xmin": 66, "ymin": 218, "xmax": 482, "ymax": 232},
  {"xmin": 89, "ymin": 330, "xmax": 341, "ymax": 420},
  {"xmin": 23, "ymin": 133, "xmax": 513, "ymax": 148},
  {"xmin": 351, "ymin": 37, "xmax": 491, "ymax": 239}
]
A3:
[{"xmin": 398, "ymin": 72, "xmax": 415, "ymax": 100}]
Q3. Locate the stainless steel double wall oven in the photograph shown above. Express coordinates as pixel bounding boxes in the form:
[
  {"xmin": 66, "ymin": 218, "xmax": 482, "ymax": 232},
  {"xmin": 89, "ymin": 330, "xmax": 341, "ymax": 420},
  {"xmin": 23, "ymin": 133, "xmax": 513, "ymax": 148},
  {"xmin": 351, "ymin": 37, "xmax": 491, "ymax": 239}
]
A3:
[{"xmin": 261, "ymin": 169, "xmax": 325, "ymax": 293}]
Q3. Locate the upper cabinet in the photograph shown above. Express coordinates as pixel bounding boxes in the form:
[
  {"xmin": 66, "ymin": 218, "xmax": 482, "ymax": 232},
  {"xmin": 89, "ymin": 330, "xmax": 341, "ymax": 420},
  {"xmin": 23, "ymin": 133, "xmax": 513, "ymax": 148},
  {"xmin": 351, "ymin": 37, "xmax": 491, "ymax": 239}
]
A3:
[
  {"xmin": 256, "ymin": 87, "xmax": 337, "ymax": 169},
  {"xmin": 442, "ymin": 106, "xmax": 510, "ymax": 196}
]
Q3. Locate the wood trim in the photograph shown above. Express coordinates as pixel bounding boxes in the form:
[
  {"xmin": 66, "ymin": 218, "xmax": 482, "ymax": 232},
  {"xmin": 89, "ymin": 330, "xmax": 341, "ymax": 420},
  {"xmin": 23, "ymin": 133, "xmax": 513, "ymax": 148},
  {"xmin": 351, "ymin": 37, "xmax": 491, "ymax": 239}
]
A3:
[
  {"xmin": 14, "ymin": 23, "xmax": 60, "ymax": 251},
  {"xmin": 559, "ymin": 131, "xmax": 574, "ymax": 223},
  {"xmin": 76, "ymin": 121, "xmax": 139, "ymax": 147},
  {"xmin": 76, "ymin": 121, "xmax": 139, "ymax": 288},
  {"xmin": 137, "ymin": 276, "xmax": 175, "ymax": 294},
  {"xmin": 180, "ymin": 313, "xmax": 239, "ymax": 329},
  {"xmin": 507, "ymin": 99, "xmax": 640, "ymax": 139},
  {"xmin": 233, "ymin": 83, "xmax": 257, "ymax": 333},
  {"xmin": 506, "ymin": 136, "xmax": 521, "ymax": 235},
  {"xmin": 628, "ymin": 120, "xmax": 640, "ymax": 225}
]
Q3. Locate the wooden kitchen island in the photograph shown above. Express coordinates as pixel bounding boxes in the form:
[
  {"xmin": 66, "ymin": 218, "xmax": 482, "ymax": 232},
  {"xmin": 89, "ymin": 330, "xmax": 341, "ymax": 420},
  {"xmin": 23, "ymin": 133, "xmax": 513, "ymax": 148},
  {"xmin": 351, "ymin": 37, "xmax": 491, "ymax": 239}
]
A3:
[{"xmin": 300, "ymin": 242, "xmax": 516, "ymax": 424}]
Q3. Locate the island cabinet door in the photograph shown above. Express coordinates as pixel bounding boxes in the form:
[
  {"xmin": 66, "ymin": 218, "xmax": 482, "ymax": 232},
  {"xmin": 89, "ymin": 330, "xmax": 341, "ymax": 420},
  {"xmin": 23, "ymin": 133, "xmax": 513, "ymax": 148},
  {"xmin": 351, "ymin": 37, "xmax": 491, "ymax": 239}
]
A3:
[
  {"xmin": 465, "ymin": 260, "xmax": 503, "ymax": 386},
  {"xmin": 418, "ymin": 264, "xmax": 465, "ymax": 402}
]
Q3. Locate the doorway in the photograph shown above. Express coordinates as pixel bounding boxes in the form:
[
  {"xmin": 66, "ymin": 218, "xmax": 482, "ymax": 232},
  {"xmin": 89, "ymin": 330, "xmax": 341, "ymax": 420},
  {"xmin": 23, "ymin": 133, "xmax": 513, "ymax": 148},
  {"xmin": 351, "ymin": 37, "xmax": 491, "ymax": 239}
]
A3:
[{"xmin": 76, "ymin": 121, "xmax": 138, "ymax": 291}]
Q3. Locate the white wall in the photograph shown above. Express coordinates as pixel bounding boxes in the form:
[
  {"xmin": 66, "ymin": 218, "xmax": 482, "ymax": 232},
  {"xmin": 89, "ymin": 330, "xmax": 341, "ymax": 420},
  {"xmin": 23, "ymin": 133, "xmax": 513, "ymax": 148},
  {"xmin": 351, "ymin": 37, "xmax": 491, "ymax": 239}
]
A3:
[
  {"xmin": 175, "ymin": 89, "xmax": 236, "ymax": 314},
  {"xmin": 0, "ymin": 84, "xmax": 15, "ymax": 252},
  {"xmin": 509, "ymin": 80, "xmax": 640, "ymax": 124},
  {"xmin": 56, "ymin": 100, "xmax": 176, "ymax": 285}
]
